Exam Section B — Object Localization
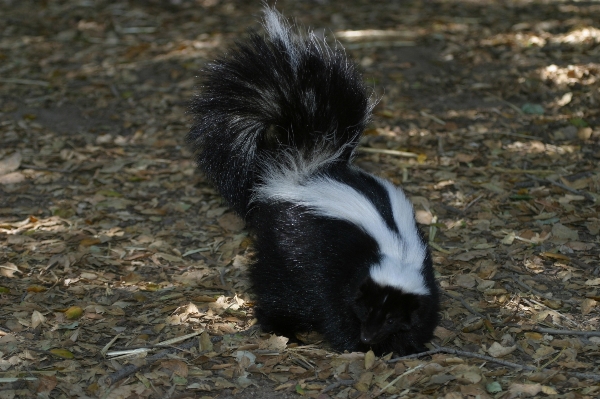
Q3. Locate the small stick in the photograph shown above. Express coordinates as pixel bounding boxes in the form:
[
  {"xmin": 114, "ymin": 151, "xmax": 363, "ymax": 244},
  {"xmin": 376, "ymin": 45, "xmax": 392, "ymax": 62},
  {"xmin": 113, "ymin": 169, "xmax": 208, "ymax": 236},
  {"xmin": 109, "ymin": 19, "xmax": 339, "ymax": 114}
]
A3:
[
  {"xmin": 0, "ymin": 78, "xmax": 50, "ymax": 86},
  {"xmin": 101, "ymin": 334, "xmax": 122, "ymax": 357},
  {"xmin": 387, "ymin": 348, "xmax": 441, "ymax": 362},
  {"xmin": 568, "ymin": 258, "xmax": 594, "ymax": 269},
  {"xmin": 109, "ymin": 84, "xmax": 120, "ymax": 98},
  {"xmin": 487, "ymin": 93, "xmax": 524, "ymax": 115},
  {"xmin": 539, "ymin": 348, "xmax": 565, "ymax": 370},
  {"xmin": 387, "ymin": 346, "xmax": 600, "ymax": 382},
  {"xmin": 420, "ymin": 111, "xmax": 446, "ymax": 125},
  {"xmin": 463, "ymin": 194, "xmax": 483, "ymax": 213},
  {"xmin": 512, "ymin": 279, "xmax": 551, "ymax": 300},
  {"xmin": 21, "ymin": 164, "xmax": 72, "ymax": 173},
  {"xmin": 493, "ymin": 131, "xmax": 543, "ymax": 140},
  {"xmin": 321, "ymin": 379, "xmax": 354, "ymax": 393},
  {"xmin": 491, "ymin": 166, "xmax": 553, "ymax": 175},
  {"xmin": 511, "ymin": 325, "xmax": 600, "ymax": 338},
  {"xmin": 372, "ymin": 364, "xmax": 424, "ymax": 398},
  {"xmin": 520, "ymin": 296, "xmax": 579, "ymax": 327},
  {"xmin": 443, "ymin": 291, "xmax": 485, "ymax": 318},
  {"xmin": 103, "ymin": 338, "xmax": 199, "ymax": 386},
  {"xmin": 526, "ymin": 174, "xmax": 595, "ymax": 202},
  {"xmin": 429, "ymin": 242, "xmax": 451, "ymax": 254},
  {"xmin": 358, "ymin": 147, "xmax": 418, "ymax": 158},
  {"xmin": 439, "ymin": 203, "xmax": 464, "ymax": 215},
  {"xmin": 510, "ymin": 280, "xmax": 577, "ymax": 305}
]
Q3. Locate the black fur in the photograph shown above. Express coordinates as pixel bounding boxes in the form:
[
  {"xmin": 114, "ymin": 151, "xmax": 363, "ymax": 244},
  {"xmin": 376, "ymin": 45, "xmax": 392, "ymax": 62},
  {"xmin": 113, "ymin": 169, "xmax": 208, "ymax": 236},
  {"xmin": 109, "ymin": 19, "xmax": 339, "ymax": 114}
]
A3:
[
  {"xmin": 187, "ymin": 7, "xmax": 439, "ymax": 355},
  {"xmin": 188, "ymin": 12, "xmax": 369, "ymax": 216}
]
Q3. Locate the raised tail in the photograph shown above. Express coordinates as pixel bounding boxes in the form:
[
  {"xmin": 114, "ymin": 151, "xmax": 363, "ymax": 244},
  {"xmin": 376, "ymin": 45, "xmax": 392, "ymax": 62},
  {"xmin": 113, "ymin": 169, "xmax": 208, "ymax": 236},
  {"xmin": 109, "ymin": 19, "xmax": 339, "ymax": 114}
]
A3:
[{"xmin": 187, "ymin": 7, "xmax": 373, "ymax": 216}]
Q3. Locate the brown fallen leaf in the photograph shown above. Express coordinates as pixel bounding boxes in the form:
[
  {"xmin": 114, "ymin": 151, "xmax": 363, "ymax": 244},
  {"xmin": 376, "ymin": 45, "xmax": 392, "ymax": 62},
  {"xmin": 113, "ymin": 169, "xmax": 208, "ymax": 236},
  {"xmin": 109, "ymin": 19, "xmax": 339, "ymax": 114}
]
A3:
[
  {"xmin": 160, "ymin": 359, "xmax": 189, "ymax": 377},
  {"xmin": 217, "ymin": 212, "xmax": 245, "ymax": 232},
  {"xmin": 259, "ymin": 334, "xmax": 288, "ymax": 352},
  {"xmin": 364, "ymin": 350, "xmax": 376, "ymax": 369},
  {"xmin": 581, "ymin": 298, "xmax": 597, "ymax": 315},
  {"xmin": 31, "ymin": 310, "xmax": 46, "ymax": 328},
  {"xmin": 487, "ymin": 342, "xmax": 517, "ymax": 358},
  {"xmin": 0, "ymin": 262, "xmax": 19, "ymax": 278},
  {"xmin": 551, "ymin": 223, "xmax": 579, "ymax": 241},
  {"xmin": 507, "ymin": 383, "xmax": 542, "ymax": 399},
  {"xmin": 0, "ymin": 171, "xmax": 25, "ymax": 185},
  {"xmin": 0, "ymin": 152, "xmax": 22, "ymax": 176},
  {"xmin": 35, "ymin": 375, "xmax": 58, "ymax": 394}
]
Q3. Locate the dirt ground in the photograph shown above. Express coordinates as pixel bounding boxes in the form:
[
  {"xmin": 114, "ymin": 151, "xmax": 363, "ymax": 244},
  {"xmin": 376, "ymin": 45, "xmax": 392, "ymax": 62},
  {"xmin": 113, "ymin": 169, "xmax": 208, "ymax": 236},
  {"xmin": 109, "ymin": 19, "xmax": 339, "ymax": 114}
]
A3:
[{"xmin": 1, "ymin": 0, "xmax": 599, "ymax": 398}]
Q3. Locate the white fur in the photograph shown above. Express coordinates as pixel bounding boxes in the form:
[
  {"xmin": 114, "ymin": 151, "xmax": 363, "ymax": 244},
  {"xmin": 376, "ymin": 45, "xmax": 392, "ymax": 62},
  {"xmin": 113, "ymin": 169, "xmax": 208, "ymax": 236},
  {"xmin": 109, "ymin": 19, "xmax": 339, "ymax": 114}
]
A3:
[
  {"xmin": 255, "ymin": 144, "xmax": 353, "ymax": 187},
  {"xmin": 263, "ymin": 8, "xmax": 300, "ymax": 70},
  {"xmin": 254, "ymin": 163, "xmax": 429, "ymax": 295}
]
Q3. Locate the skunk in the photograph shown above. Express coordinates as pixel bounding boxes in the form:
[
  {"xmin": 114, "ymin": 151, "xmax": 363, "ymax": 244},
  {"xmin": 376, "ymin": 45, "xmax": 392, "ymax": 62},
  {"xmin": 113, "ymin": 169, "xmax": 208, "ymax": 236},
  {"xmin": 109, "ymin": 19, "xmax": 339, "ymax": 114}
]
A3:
[{"xmin": 187, "ymin": 7, "xmax": 439, "ymax": 355}]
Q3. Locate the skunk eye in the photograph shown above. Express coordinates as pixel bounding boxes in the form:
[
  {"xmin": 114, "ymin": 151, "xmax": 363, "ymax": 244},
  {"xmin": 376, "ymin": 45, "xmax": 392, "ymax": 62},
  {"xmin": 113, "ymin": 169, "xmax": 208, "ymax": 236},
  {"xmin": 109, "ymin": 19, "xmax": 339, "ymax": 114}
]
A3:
[{"xmin": 386, "ymin": 318, "xmax": 395, "ymax": 325}]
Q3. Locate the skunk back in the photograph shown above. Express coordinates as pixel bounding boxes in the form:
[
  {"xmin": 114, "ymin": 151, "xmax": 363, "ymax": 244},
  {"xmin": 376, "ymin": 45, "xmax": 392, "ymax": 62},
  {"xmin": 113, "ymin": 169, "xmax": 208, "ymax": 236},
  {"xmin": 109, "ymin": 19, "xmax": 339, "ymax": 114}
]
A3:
[{"xmin": 187, "ymin": 9, "xmax": 372, "ymax": 215}]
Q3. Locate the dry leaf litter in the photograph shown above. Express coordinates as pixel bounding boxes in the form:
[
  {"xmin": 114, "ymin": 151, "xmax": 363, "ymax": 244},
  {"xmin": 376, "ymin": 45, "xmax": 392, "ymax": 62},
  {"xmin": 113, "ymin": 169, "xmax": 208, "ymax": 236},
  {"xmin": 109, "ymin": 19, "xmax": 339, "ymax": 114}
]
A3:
[{"xmin": 0, "ymin": 0, "xmax": 599, "ymax": 398}]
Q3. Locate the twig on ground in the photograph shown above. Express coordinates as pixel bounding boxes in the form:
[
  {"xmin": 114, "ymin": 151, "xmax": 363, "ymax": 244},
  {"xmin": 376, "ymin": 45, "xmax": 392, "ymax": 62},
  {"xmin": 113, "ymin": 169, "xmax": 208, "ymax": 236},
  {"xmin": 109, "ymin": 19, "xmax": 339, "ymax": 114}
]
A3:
[
  {"xmin": 566, "ymin": 257, "xmax": 594, "ymax": 270},
  {"xmin": 219, "ymin": 268, "xmax": 227, "ymax": 287},
  {"xmin": 521, "ymin": 297, "xmax": 579, "ymax": 327},
  {"xmin": 21, "ymin": 164, "xmax": 72, "ymax": 173},
  {"xmin": 491, "ymin": 166, "xmax": 554, "ymax": 175},
  {"xmin": 463, "ymin": 194, "xmax": 483, "ymax": 213},
  {"xmin": 502, "ymin": 297, "xmax": 522, "ymax": 324},
  {"xmin": 358, "ymin": 147, "xmax": 418, "ymax": 158},
  {"xmin": 493, "ymin": 131, "xmax": 543, "ymax": 140},
  {"xmin": 487, "ymin": 93, "xmax": 524, "ymax": 115},
  {"xmin": 102, "ymin": 338, "xmax": 199, "ymax": 386},
  {"xmin": 512, "ymin": 325, "xmax": 600, "ymax": 338},
  {"xmin": 512, "ymin": 279, "xmax": 550, "ymax": 300},
  {"xmin": 343, "ymin": 41, "xmax": 416, "ymax": 50},
  {"xmin": 321, "ymin": 379, "xmax": 354, "ymax": 393},
  {"xmin": 387, "ymin": 346, "xmax": 600, "ymax": 382},
  {"xmin": 101, "ymin": 334, "xmax": 122, "ymax": 357},
  {"xmin": 439, "ymin": 203, "xmax": 464, "ymax": 215},
  {"xmin": 442, "ymin": 291, "xmax": 486, "ymax": 318},
  {"xmin": 526, "ymin": 174, "xmax": 595, "ymax": 202},
  {"xmin": 109, "ymin": 84, "xmax": 120, "ymax": 98},
  {"xmin": 290, "ymin": 353, "xmax": 315, "ymax": 370},
  {"xmin": 103, "ymin": 332, "xmax": 236, "ymax": 386},
  {"xmin": 429, "ymin": 241, "xmax": 452, "ymax": 254},
  {"xmin": 420, "ymin": 111, "xmax": 446, "ymax": 125},
  {"xmin": 0, "ymin": 78, "xmax": 50, "ymax": 86},
  {"xmin": 540, "ymin": 348, "xmax": 565, "ymax": 370},
  {"xmin": 372, "ymin": 364, "xmax": 424, "ymax": 398},
  {"xmin": 510, "ymin": 279, "xmax": 578, "ymax": 305}
]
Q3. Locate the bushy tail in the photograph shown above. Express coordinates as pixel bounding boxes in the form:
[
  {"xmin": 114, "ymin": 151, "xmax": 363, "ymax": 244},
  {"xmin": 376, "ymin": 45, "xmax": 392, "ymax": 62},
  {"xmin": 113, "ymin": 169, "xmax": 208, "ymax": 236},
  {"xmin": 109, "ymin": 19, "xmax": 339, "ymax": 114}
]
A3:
[{"xmin": 187, "ymin": 7, "xmax": 372, "ymax": 216}]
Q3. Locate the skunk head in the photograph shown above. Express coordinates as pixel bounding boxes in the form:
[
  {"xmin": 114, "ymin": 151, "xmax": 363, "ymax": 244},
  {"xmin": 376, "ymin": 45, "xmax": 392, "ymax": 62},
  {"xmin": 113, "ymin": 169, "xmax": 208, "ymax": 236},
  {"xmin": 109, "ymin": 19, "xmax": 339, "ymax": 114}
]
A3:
[{"xmin": 353, "ymin": 277, "xmax": 427, "ymax": 346}]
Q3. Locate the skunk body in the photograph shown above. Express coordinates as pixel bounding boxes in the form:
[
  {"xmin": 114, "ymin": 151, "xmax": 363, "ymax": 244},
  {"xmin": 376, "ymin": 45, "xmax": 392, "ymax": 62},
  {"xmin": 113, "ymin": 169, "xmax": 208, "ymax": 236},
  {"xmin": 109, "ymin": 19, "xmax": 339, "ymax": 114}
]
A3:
[{"xmin": 188, "ymin": 8, "xmax": 439, "ymax": 355}]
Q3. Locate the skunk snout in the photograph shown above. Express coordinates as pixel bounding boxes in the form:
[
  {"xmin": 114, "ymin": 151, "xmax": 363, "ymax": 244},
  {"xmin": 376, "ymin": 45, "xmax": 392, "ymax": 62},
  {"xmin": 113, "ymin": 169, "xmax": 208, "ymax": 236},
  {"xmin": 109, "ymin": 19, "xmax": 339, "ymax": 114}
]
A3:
[{"xmin": 360, "ymin": 330, "xmax": 378, "ymax": 345}]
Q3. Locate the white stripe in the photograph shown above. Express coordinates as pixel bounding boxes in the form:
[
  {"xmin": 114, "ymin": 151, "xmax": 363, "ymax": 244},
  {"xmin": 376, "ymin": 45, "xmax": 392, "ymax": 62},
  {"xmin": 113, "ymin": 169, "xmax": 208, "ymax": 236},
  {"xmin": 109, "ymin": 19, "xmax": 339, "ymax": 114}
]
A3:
[
  {"xmin": 263, "ymin": 8, "xmax": 300, "ymax": 70},
  {"xmin": 369, "ymin": 176, "xmax": 428, "ymax": 294},
  {"xmin": 254, "ymin": 166, "xmax": 429, "ymax": 295}
]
